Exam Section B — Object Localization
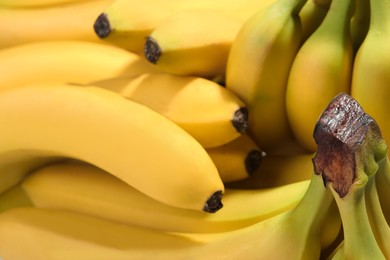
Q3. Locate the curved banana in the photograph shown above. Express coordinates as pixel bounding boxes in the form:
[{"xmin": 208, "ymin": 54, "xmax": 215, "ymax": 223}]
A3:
[
  {"xmin": 22, "ymin": 160, "xmax": 309, "ymax": 233},
  {"xmin": 350, "ymin": 0, "xmax": 370, "ymax": 53},
  {"xmin": 93, "ymin": 0, "xmax": 276, "ymax": 53},
  {"xmin": 0, "ymin": 83, "xmax": 224, "ymax": 212},
  {"xmin": 0, "ymin": 40, "xmax": 157, "ymax": 90},
  {"xmin": 0, "ymin": 0, "xmax": 112, "ymax": 49},
  {"xmin": 143, "ymin": 9, "xmax": 242, "ymax": 77},
  {"xmin": 285, "ymin": 0, "xmax": 355, "ymax": 152},
  {"xmin": 0, "ymin": 0, "xmax": 97, "ymax": 8},
  {"xmin": 299, "ymin": 0, "xmax": 331, "ymax": 41},
  {"xmin": 91, "ymin": 73, "xmax": 248, "ymax": 149},
  {"xmin": 351, "ymin": 0, "xmax": 390, "ymax": 148},
  {"xmin": 0, "ymin": 173, "xmax": 337, "ymax": 259},
  {"xmin": 226, "ymin": 153, "xmax": 314, "ymax": 189},
  {"xmin": 225, "ymin": 0, "xmax": 308, "ymax": 155},
  {"xmin": 0, "ymin": 184, "xmax": 33, "ymax": 213},
  {"xmin": 206, "ymin": 134, "xmax": 264, "ymax": 182}
]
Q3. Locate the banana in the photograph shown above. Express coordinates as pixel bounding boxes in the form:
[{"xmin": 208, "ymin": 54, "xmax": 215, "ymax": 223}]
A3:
[
  {"xmin": 143, "ymin": 9, "xmax": 242, "ymax": 78},
  {"xmin": 226, "ymin": 153, "xmax": 314, "ymax": 189},
  {"xmin": 0, "ymin": 0, "xmax": 97, "ymax": 8},
  {"xmin": 90, "ymin": 72, "xmax": 248, "ymax": 149},
  {"xmin": 225, "ymin": 0, "xmax": 308, "ymax": 155},
  {"xmin": 0, "ymin": 184, "xmax": 33, "ymax": 213},
  {"xmin": 93, "ymin": 0, "xmax": 276, "ymax": 53},
  {"xmin": 312, "ymin": 92, "xmax": 387, "ymax": 259},
  {"xmin": 0, "ymin": 0, "xmax": 112, "ymax": 49},
  {"xmin": 22, "ymin": 160, "xmax": 309, "ymax": 234},
  {"xmin": 0, "ymin": 40, "xmax": 157, "ymax": 90},
  {"xmin": 206, "ymin": 134, "xmax": 264, "ymax": 183},
  {"xmin": 0, "ymin": 172, "xmax": 337, "ymax": 259},
  {"xmin": 299, "ymin": 0, "xmax": 332, "ymax": 41},
  {"xmin": 285, "ymin": 0, "xmax": 355, "ymax": 152},
  {"xmin": 351, "ymin": 0, "xmax": 390, "ymax": 149},
  {"xmin": 0, "ymin": 83, "xmax": 224, "ymax": 212}
]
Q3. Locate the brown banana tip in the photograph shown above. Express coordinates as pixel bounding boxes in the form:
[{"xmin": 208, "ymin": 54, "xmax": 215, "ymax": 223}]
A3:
[
  {"xmin": 144, "ymin": 36, "xmax": 161, "ymax": 64},
  {"xmin": 203, "ymin": 190, "xmax": 223, "ymax": 213},
  {"xmin": 312, "ymin": 92, "xmax": 383, "ymax": 198},
  {"xmin": 232, "ymin": 107, "xmax": 249, "ymax": 134},
  {"xmin": 245, "ymin": 149, "xmax": 266, "ymax": 175},
  {"xmin": 94, "ymin": 13, "xmax": 111, "ymax": 38}
]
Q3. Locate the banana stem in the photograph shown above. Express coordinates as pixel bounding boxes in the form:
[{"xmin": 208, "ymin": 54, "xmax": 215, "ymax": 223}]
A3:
[
  {"xmin": 272, "ymin": 0, "xmax": 309, "ymax": 15},
  {"xmin": 350, "ymin": 0, "xmax": 370, "ymax": 51}
]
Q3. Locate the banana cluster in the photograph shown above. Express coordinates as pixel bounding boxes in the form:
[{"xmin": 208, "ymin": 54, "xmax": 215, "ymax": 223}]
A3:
[{"xmin": 0, "ymin": 0, "xmax": 389, "ymax": 258}]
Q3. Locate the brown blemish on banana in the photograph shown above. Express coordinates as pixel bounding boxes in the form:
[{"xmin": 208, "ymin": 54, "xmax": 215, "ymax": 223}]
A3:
[
  {"xmin": 312, "ymin": 92, "xmax": 382, "ymax": 198},
  {"xmin": 203, "ymin": 190, "xmax": 223, "ymax": 213},
  {"xmin": 245, "ymin": 150, "xmax": 266, "ymax": 175},
  {"xmin": 94, "ymin": 13, "xmax": 111, "ymax": 38},
  {"xmin": 232, "ymin": 107, "xmax": 249, "ymax": 134},
  {"xmin": 144, "ymin": 36, "xmax": 161, "ymax": 64}
]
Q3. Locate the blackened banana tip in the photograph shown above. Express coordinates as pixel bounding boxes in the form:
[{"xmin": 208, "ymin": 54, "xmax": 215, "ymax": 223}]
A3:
[
  {"xmin": 245, "ymin": 149, "xmax": 266, "ymax": 175},
  {"xmin": 203, "ymin": 190, "xmax": 223, "ymax": 213},
  {"xmin": 232, "ymin": 107, "xmax": 249, "ymax": 134},
  {"xmin": 144, "ymin": 36, "xmax": 161, "ymax": 64},
  {"xmin": 94, "ymin": 13, "xmax": 111, "ymax": 38}
]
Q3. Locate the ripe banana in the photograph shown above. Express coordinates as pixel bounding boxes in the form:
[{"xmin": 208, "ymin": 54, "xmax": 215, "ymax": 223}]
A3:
[
  {"xmin": 90, "ymin": 72, "xmax": 248, "ymax": 149},
  {"xmin": 0, "ymin": 0, "xmax": 97, "ymax": 8},
  {"xmin": 0, "ymin": 184, "xmax": 33, "ymax": 213},
  {"xmin": 299, "ymin": 0, "xmax": 331, "ymax": 41},
  {"xmin": 0, "ymin": 83, "xmax": 224, "ymax": 212},
  {"xmin": 225, "ymin": 0, "xmax": 308, "ymax": 154},
  {"xmin": 22, "ymin": 160, "xmax": 309, "ymax": 234},
  {"xmin": 143, "ymin": 9, "xmax": 242, "ymax": 77},
  {"xmin": 0, "ymin": 0, "xmax": 112, "ymax": 49},
  {"xmin": 226, "ymin": 152, "xmax": 314, "ymax": 189},
  {"xmin": 93, "ymin": 0, "xmax": 276, "ymax": 53},
  {"xmin": 286, "ymin": 0, "xmax": 355, "ymax": 152},
  {"xmin": 206, "ymin": 134, "xmax": 264, "ymax": 182},
  {"xmin": 0, "ymin": 172, "xmax": 337, "ymax": 259},
  {"xmin": 350, "ymin": 0, "xmax": 370, "ymax": 53},
  {"xmin": 0, "ymin": 40, "xmax": 157, "ymax": 90},
  {"xmin": 312, "ymin": 92, "xmax": 388, "ymax": 259},
  {"xmin": 351, "ymin": 0, "xmax": 390, "ymax": 149}
]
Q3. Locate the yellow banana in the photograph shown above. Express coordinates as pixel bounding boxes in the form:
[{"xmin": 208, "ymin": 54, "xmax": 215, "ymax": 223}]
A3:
[
  {"xmin": 0, "ymin": 83, "xmax": 224, "ymax": 212},
  {"xmin": 0, "ymin": 173, "xmax": 337, "ymax": 259},
  {"xmin": 143, "ymin": 9, "xmax": 242, "ymax": 77},
  {"xmin": 206, "ymin": 134, "xmax": 264, "ymax": 183},
  {"xmin": 285, "ymin": 0, "xmax": 355, "ymax": 152},
  {"xmin": 90, "ymin": 72, "xmax": 248, "ymax": 149},
  {"xmin": 351, "ymin": 0, "xmax": 390, "ymax": 148},
  {"xmin": 350, "ymin": 0, "xmax": 370, "ymax": 53},
  {"xmin": 225, "ymin": 0, "xmax": 308, "ymax": 155},
  {"xmin": 227, "ymin": 153, "xmax": 314, "ymax": 189},
  {"xmin": 311, "ymin": 92, "xmax": 387, "ymax": 259},
  {"xmin": 299, "ymin": 0, "xmax": 332, "ymax": 41},
  {"xmin": 93, "ymin": 0, "xmax": 276, "ymax": 53},
  {"xmin": 0, "ymin": 0, "xmax": 112, "ymax": 49},
  {"xmin": 0, "ymin": 0, "xmax": 97, "ymax": 8},
  {"xmin": 22, "ymin": 160, "xmax": 309, "ymax": 233},
  {"xmin": 0, "ymin": 40, "xmax": 157, "ymax": 90},
  {"xmin": 0, "ymin": 184, "xmax": 33, "ymax": 213}
]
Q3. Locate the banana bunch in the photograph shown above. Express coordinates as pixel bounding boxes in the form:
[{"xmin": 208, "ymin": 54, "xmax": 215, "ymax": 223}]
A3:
[{"xmin": 1, "ymin": 0, "xmax": 390, "ymax": 258}]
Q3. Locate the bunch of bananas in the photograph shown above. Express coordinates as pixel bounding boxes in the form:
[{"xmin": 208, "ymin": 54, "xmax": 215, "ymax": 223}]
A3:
[{"xmin": 0, "ymin": 0, "xmax": 389, "ymax": 258}]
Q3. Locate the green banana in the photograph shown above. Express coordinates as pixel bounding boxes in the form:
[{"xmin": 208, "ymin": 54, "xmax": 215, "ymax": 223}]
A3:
[
  {"xmin": 312, "ymin": 92, "xmax": 387, "ymax": 259},
  {"xmin": 225, "ymin": 0, "xmax": 308, "ymax": 154},
  {"xmin": 351, "ymin": 0, "xmax": 390, "ymax": 149},
  {"xmin": 350, "ymin": 0, "xmax": 370, "ymax": 53},
  {"xmin": 286, "ymin": 0, "xmax": 355, "ymax": 152},
  {"xmin": 299, "ymin": 0, "xmax": 332, "ymax": 41}
]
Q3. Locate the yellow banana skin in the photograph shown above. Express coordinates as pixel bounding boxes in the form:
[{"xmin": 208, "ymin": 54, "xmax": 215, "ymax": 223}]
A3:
[
  {"xmin": 206, "ymin": 134, "xmax": 264, "ymax": 182},
  {"xmin": 0, "ymin": 0, "xmax": 112, "ymax": 49},
  {"xmin": 0, "ymin": 40, "xmax": 157, "ymax": 90},
  {"xmin": 91, "ymin": 72, "xmax": 248, "ymax": 149},
  {"xmin": 0, "ymin": 83, "xmax": 224, "ymax": 212},
  {"xmin": 0, "ymin": 173, "xmax": 337, "ymax": 259},
  {"xmin": 226, "ymin": 0, "xmax": 307, "ymax": 154},
  {"xmin": 22, "ymin": 160, "xmax": 309, "ymax": 233},
  {"xmin": 143, "ymin": 9, "xmax": 242, "ymax": 77},
  {"xmin": 286, "ymin": 0, "xmax": 355, "ymax": 152},
  {"xmin": 299, "ymin": 0, "xmax": 331, "ymax": 41},
  {"xmin": 0, "ymin": 0, "xmax": 97, "ymax": 8},
  {"xmin": 0, "ymin": 184, "xmax": 33, "ymax": 213}
]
